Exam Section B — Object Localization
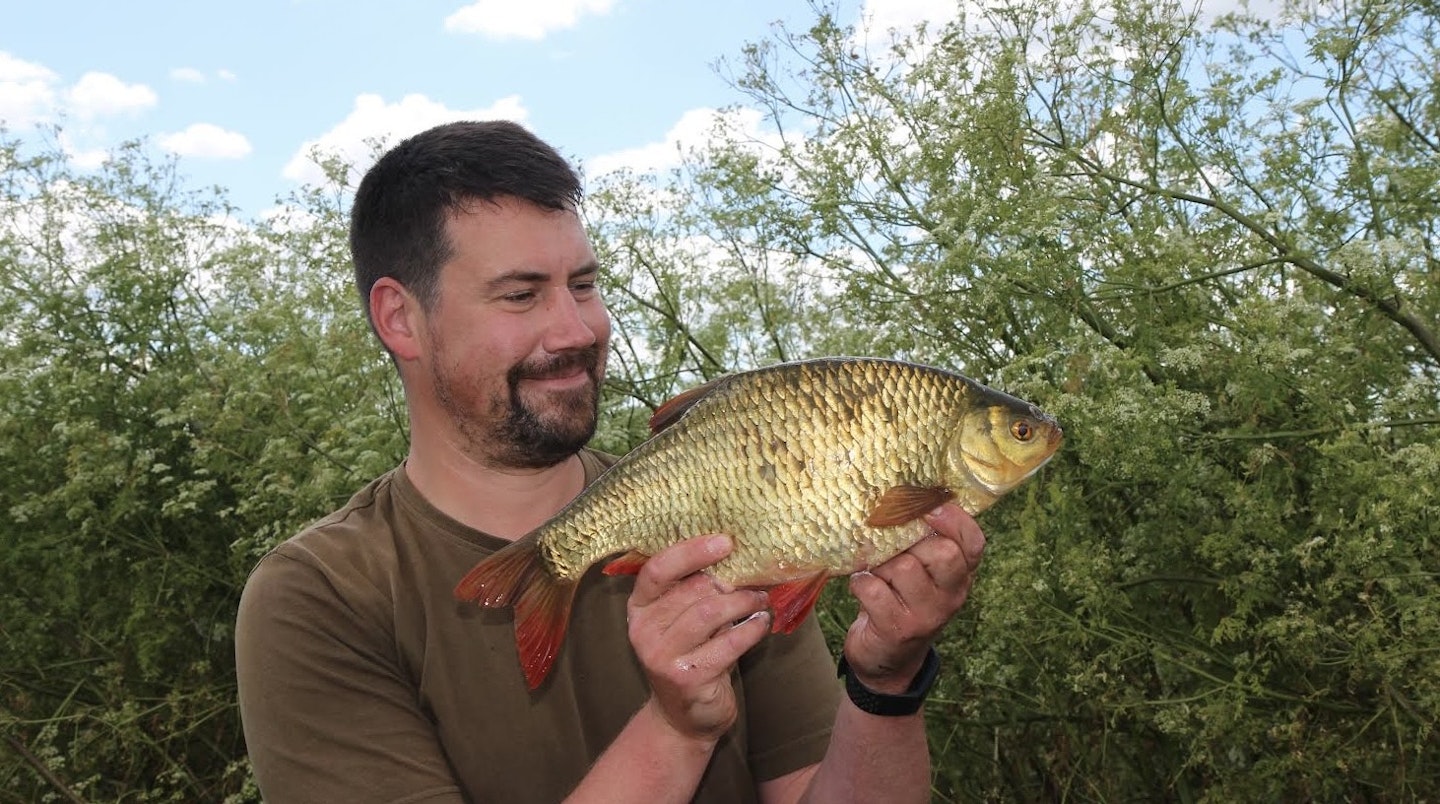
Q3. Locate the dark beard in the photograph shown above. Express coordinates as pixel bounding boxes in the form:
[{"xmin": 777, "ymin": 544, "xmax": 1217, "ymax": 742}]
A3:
[{"xmin": 492, "ymin": 346, "xmax": 604, "ymax": 469}]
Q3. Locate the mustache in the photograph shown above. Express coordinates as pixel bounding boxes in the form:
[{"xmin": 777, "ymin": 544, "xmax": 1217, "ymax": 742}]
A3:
[{"xmin": 508, "ymin": 346, "xmax": 603, "ymax": 384}]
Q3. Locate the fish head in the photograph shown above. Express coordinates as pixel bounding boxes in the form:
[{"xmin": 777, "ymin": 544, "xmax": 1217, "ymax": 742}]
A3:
[{"xmin": 949, "ymin": 399, "xmax": 1063, "ymax": 499}]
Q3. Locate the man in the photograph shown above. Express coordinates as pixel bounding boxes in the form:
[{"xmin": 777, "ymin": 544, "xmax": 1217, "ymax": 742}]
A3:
[{"xmin": 235, "ymin": 120, "xmax": 986, "ymax": 803}]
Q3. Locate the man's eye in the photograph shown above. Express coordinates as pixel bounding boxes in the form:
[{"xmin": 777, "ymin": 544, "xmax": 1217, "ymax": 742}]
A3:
[{"xmin": 503, "ymin": 291, "xmax": 535, "ymax": 303}]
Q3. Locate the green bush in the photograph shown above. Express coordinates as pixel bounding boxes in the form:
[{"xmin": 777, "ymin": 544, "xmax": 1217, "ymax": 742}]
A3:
[{"xmin": 2, "ymin": 1, "xmax": 1438, "ymax": 800}]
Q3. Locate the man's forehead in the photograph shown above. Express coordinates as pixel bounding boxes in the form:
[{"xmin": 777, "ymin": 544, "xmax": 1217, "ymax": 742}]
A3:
[{"xmin": 439, "ymin": 201, "xmax": 595, "ymax": 281}]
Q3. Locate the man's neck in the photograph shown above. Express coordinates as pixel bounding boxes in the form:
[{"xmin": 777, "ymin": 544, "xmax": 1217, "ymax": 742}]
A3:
[{"xmin": 404, "ymin": 439, "xmax": 587, "ymax": 541}]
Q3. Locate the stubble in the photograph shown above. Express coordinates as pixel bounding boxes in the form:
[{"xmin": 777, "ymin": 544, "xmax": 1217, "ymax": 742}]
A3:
[{"xmin": 434, "ymin": 345, "xmax": 605, "ymax": 470}]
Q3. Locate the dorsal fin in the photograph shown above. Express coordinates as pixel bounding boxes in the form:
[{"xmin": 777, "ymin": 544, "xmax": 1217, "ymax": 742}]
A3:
[{"xmin": 648, "ymin": 378, "xmax": 724, "ymax": 433}]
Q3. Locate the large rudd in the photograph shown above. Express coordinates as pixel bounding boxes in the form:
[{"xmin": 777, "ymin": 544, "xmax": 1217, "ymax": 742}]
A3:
[{"xmin": 455, "ymin": 357, "xmax": 1063, "ymax": 689}]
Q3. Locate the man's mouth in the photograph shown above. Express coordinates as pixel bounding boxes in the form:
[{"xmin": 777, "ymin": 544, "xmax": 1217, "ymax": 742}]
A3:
[
  {"xmin": 527, "ymin": 363, "xmax": 588, "ymax": 381},
  {"xmin": 512, "ymin": 349, "xmax": 599, "ymax": 388},
  {"xmin": 523, "ymin": 367, "xmax": 590, "ymax": 389}
]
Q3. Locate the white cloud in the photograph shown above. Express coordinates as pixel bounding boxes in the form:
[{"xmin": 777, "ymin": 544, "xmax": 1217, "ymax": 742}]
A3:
[
  {"xmin": 281, "ymin": 92, "xmax": 529, "ymax": 187},
  {"xmin": 0, "ymin": 51, "xmax": 60, "ymax": 127},
  {"xmin": 584, "ymin": 106, "xmax": 773, "ymax": 178},
  {"xmin": 1, "ymin": 54, "xmax": 162, "ymax": 133},
  {"xmin": 443, "ymin": 0, "xmax": 617, "ymax": 41},
  {"xmin": 0, "ymin": 52, "xmax": 57, "ymax": 85},
  {"xmin": 159, "ymin": 123, "xmax": 253, "ymax": 159},
  {"xmin": 170, "ymin": 67, "xmax": 240, "ymax": 84},
  {"xmin": 171, "ymin": 67, "xmax": 206, "ymax": 84},
  {"xmin": 57, "ymin": 131, "xmax": 110, "ymax": 169},
  {"xmin": 65, "ymin": 72, "xmax": 157, "ymax": 119}
]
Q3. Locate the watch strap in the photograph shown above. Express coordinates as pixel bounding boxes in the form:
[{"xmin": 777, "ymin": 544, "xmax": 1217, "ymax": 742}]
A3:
[{"xmin": 836, "ymin": 647, "xmax": 940, "ymax": 716}]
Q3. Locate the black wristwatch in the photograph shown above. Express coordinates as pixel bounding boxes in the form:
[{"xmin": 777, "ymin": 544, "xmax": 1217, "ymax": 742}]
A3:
[{"xmin": 836, "ymin": 647, "xmax": 940, "ymax": 716}]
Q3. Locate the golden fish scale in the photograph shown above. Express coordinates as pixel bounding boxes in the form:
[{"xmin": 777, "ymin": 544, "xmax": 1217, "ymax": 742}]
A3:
[{"xmin": 537, "ymin": 359, "xmax": 978, "ymax": 585}]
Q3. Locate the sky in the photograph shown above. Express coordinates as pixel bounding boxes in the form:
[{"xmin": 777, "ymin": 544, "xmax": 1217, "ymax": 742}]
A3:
[{"xmin": 1, "ymin": 0, "xmax": 955, "ymax": 220}]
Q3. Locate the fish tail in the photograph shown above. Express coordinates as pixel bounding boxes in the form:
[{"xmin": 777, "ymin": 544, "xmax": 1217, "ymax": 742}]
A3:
[
  {"xmin": 454, "ymin": 535, "xmax": 578, "ymax": 690},
  {"xmin": 512, "ymin": 571, "xmax": 579, "ymax": 689}
]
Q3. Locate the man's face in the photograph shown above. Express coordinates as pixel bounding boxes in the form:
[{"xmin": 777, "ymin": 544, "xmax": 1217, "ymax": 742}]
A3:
[{"xmin": 419, "ymin": 197, "xmax": 610, "ymax": 470}]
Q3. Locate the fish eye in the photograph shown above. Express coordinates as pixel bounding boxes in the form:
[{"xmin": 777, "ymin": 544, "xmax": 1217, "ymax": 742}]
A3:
[{"xmin": 1010, "ymin": 419, "xmax": 1034, "ymax": 442}]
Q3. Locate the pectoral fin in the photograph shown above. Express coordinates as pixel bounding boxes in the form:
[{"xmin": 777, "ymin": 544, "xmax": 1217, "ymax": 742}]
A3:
[{"xmin": 865, "ymin": 485, "xmax": 955, "ymax": 528}]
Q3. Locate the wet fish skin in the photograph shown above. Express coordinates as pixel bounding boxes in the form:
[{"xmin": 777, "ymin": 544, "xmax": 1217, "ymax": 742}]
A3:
[{"xmin": 455, "ymin": 357, "xmax": 1062, "ymax": 689}]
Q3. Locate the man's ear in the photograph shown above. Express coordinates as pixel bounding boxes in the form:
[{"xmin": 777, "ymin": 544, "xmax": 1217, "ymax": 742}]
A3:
[{"xmin": 370, "ymin": 277, "xmax": 425, "ymax": 362}]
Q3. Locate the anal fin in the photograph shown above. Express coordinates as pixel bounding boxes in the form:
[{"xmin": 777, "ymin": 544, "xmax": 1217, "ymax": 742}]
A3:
[
  {"xmin": 602, "ymin": 550, "xmax": 650, "ymax": 576},
  {"xmin": 765, "ymin": 572, "xmax": 830, "ymax": 634}
]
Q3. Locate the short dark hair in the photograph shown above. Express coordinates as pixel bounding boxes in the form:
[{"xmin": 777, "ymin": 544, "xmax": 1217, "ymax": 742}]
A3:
[{"xmin": 348, "ymin": 120, "xmax": 583, "ymax": 334}]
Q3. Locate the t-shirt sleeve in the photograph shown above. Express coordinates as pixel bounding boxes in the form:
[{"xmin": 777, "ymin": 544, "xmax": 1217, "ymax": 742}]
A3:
[
  {"xmin": 235, "ymin": 549, "xmax": 465, "ymax": 804},
  {"xmin": 737, "ymin": 616, "xmax": 841, "ymax": 781}
]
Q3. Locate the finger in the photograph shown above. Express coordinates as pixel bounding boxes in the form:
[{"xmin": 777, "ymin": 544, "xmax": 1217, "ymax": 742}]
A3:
[
  {"xmin": 854, "ymin": 552, "xmax": 974, "ymax": 635},
  {"xmin": 848, "ymin": 570, "xmax": 906, "ymax": 626},
  {"xmin": 627, "ymin": 573, "xmax": 725, "ymax": 642},
  {"xmin": 893, "ymin": 531, "xmax": 973, "ymax": 593},
  {"xmin": 630, "ymin": 535, "xmax": 731, "ymax": 606},
  {"xmin": 841, "ymin": 587, "xmax": 930, "ymax": 683},
  {"xmin": 667, "ymin": 589, "xmax": 770, "ymax": 647},
  {"xmin": 675, "ymin": 608, "xmax": 771, "ymax": 675},
  {"xmin": 923, "ymin": 504, "xmax": 985, "ymax": 569}
]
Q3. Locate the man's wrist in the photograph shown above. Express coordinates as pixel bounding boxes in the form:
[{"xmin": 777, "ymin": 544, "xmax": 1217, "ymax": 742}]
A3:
[
  {"xmin": 640, "ymin": 695, "xmax": 726, "ymax": 752},
  {"xmin": 837, "ymin": 647, "xmax": 940, "ymax": 717}
]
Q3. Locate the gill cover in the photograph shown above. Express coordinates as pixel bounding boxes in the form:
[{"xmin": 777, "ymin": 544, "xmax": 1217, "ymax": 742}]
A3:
[{"xmin": 951, "ymin": 403, "xmax": 1061, "ymax": 500}]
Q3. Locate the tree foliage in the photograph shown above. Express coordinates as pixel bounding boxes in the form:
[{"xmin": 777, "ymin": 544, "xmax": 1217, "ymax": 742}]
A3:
[
  {"xmin": 0, "ymin": 141, "xmax": 404, "ymax": 802},
  {"xmin": 594, "ymin": 0, "xmax": 1440, "ymax": 799},
  {"xmin": 1, "ymin": 0, "xmax": 1438, "ymax": 800}
]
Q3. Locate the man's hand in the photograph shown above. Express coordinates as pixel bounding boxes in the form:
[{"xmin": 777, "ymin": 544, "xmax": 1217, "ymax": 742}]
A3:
[
  {"xmin": 843, "ymin": 504, "xmax": 986, "ymax": 693},
  {"xmin": 625, "ymin": 535, "xmax": 771, "ymax": 743}
]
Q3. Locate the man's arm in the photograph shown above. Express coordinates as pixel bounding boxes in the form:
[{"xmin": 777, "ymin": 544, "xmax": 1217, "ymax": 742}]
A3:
[
  {"xmin": 235, "ymin": 553, "xmax": 466, "ymax": 804},
  {"xmin": 240, "ymin": 534, "xmax": 769, "ymax": 804},
  {"xmin": 760, "ymin": 503, "xmax": 987, "ymax": 804},
  {"xmin": 564, "ymin": 535, "xmax": 772, "ymax": 803}
]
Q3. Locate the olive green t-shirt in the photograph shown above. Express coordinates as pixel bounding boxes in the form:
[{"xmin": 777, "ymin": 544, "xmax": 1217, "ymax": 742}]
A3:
[{"xmin": 235, "ymin": 449, "xmax": 841, "ymax": 803}]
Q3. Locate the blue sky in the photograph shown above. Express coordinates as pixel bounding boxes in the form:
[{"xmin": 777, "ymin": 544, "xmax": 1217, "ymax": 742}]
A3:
[{"xmin": 2, "ymin": 0, "xmax": 943, "ymax": 220}]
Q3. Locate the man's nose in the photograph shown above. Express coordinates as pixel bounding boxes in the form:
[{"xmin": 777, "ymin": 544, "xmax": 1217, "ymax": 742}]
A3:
[{"xmin": 542, "ymin": 293, "xmax": 598, "ymax": 352}]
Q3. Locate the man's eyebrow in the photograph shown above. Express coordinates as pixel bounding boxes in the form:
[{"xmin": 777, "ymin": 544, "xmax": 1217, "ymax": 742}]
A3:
[
  {"xmin": 569, "ymin": 261, "xmax": 600, "ymax": 279},
  {"xmin": 484, "ymin": 271, "xmax": 547, "ymax": 290},
  {"xmin": 483, "ymin": 263, "xmax": 600, "ymax": 291}
]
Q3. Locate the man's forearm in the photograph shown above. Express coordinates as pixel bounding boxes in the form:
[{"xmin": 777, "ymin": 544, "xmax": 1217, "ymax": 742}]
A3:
[
  {"xmin": 797, "ymin": 701, "xmax": 932, "ymax": 804},
  {"xmin": 564, "ymin": 698, "xmax": 718, "ymax": 803}
]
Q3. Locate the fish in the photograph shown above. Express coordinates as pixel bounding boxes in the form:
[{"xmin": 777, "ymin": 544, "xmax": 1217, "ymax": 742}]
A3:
[{"xmin": 454, "ymin": 357, "xmax": 1063, "ymax": 689}]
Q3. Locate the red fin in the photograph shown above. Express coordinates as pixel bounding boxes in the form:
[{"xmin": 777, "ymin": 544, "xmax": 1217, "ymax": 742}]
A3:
[
  {"xmin": 865, "ymin": 486, "xmax": 955, "ymax": 528},
  {"xmin": 766, "ymin": 573, "xmax": 830, "ymax": 634},
  {"xmin": 454, "ymin": 535, "xmax": 578, "ymax": 690},
  {"xmin": 454, "ymin": 534, "xmax": 543, "ymax": 607},
  {"xmin": 649, "ymin": 378, "xmax": 723, "ymax": 433},
  {"xmin": 512, "ymin": 571, "xmax": 580, "ymax": 690},
  {"xmin": 602, "ymin": 550, "xmax": 650, "ymax": 576}
]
